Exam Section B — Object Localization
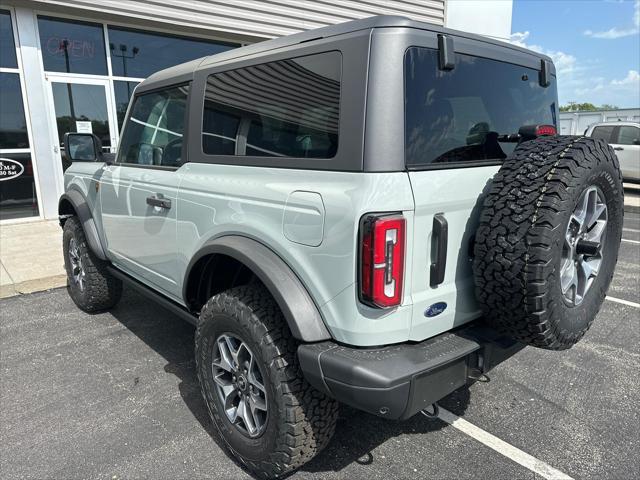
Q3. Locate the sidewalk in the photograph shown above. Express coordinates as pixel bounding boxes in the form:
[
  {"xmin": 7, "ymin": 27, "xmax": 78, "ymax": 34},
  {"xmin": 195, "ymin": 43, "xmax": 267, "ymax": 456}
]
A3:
[{"xmin": 0, "ymin": 220, "xmax": 66, "ymax": 299}]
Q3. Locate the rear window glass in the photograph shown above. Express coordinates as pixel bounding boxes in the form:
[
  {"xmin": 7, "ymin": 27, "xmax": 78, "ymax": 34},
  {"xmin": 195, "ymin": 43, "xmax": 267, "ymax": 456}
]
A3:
[
  {"xmin": 405, "ymin": 47, "xmax": 558, "ymax": 168},
  {"xmin": 202, "ymin": 51, "xmax": 341, "ymax": 159},
  {"xmin": 591, "ymin": 126, "xmax": 615, "ymax": 143}
]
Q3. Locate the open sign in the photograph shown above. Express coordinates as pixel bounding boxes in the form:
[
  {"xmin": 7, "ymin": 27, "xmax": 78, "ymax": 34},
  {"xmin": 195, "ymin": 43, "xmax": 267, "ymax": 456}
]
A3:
[
  {"xmin": 0, "ymin": 158, "xmax": 25, "ymax": 181},
  {"xmin": 46, "ymin": 36, "xmax": 95, "ymax": 59}
]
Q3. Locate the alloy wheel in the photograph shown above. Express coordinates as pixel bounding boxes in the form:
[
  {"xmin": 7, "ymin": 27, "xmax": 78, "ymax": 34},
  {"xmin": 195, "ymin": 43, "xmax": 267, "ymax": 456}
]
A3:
[
  {"xmin": 68, "ymin": 238, "xmax": 86, "ymax": 292},
  {"xmin": 212, "ymin": 333, "xmax": 268, "ymax": 438},
  {"xmin": 560, "ymin": 186, "xmax": 608, "ymax": 306}
]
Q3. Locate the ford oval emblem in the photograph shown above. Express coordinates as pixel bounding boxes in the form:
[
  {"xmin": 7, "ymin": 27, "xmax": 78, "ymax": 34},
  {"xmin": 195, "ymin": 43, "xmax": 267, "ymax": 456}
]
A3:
[{"xmin": 425, "ymin": 302, "xmax": 447, "ymax": 317}]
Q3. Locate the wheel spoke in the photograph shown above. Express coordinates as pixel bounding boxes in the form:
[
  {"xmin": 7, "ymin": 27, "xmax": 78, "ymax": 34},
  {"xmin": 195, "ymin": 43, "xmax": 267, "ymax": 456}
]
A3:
[
  {"xmin": 249, "ymin": 391, "xmax": 267, "ymax": 412},
  {"xmin": 247, "ymin": 356, "xmax": 266, "ymax": 394},
  {"xmin": 580, "ymin": 257, "xmax": 600, "ymax": 280},
  {"xmin": 238, "ymin": 397, "xmax": 258, "ymax": 435},
  {"xmin": 588, "ymin": 202, "xmax": 606, "ymax": 229},
  {"xmin": 224, "ymin": 336, "xmax": 240, "ymax": 367},
  {"xmin": 561, "ymin": 263, "xmax": 578, "ymax": 295},
  {"xmin": 573, "ymin": 190, "xmax": 590, "ymax": 232},
  {"xmin": 213, "ymin": 371, "xmax": 232, "ymax": 388},
  {"xmin": 217, "ymin": 336, "xmax": 238, "ymax": 370},
  {"xmin": 221, "ymin": 384, "xmax": 238, "ymax": 413},
  {"xmin": 213, "ymin": 351, "xmax": 234, "ymax": 373},
  {"xmin": 236, "ymin": 342, "xmax": 251, "ymax": 367}
]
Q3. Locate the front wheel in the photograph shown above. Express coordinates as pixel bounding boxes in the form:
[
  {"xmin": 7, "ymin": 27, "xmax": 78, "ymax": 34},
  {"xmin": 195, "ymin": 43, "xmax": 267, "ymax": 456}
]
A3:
[
  {"xmin": 62, "ymin": 216, "xmax": 122, "ymax": 312},
  {"xmin": 195, "ymin": 285, "xmax": 338, "ymax": 479}
]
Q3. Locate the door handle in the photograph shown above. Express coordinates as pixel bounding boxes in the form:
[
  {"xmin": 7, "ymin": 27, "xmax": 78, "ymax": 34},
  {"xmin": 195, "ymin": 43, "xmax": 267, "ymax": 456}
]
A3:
[
  {"xmin": 146, "ymin": 195, "xmax": 172, "ymax": 210},
  {"xmin": 613, "ymin": 147, "xmax": 624, "ymax": 151},
  {"xmin": 430, "ymin": 213, "xmax": 448, "ymax": 287}
]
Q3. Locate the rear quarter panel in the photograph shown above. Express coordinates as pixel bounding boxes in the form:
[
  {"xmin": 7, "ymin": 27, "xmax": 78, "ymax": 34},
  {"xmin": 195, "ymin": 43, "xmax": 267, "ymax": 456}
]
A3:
[{"xmin": 176, "ymin": 164, "xmax": 415, "ymax": 346}]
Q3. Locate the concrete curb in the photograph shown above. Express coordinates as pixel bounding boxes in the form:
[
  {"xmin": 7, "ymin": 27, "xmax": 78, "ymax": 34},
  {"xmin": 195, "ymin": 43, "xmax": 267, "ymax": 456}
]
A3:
[{"xmin": 0, "ymin": 275, "xmax": 67, "ymax": 299}]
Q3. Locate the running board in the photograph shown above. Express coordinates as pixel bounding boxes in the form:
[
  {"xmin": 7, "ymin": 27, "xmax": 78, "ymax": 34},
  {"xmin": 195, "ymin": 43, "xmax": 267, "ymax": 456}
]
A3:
[{"xmin": 107, "ymin": 266, "xmax": 198, "ymax": 326}]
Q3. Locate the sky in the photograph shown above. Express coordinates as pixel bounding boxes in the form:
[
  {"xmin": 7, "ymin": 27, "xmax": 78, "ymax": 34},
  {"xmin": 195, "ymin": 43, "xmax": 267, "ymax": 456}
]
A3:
[{"xmin": 511, "ymin": 0, "xmax": 640, "ymax": 108}]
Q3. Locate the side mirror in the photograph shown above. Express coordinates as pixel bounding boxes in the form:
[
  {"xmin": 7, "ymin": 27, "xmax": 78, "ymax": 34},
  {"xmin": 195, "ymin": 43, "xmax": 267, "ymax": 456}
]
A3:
[
  {"xmin": 633, "ymin": 139, "xmax": 640, "ymax": 146},
  {"xmin": 63, "ymin": 132, "xmax": 103, "ymax": 163}
]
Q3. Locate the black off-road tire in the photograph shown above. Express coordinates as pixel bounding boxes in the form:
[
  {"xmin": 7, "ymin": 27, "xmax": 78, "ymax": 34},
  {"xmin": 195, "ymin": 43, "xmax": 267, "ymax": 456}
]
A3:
[
  {"xmin": 195, "ymin": 285, "xmax": 338, "ymax": 479},
  {"xmin": 473, "ymin": 136, "xmax": 623, "ymax": 350},
  {"xmin": 62, "ymin": 216, "xmax": 122, "ymax": 312}
]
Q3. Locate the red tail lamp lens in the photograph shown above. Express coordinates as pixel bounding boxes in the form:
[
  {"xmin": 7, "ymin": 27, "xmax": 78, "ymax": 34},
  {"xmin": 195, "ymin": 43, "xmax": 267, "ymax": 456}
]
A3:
[
  {"xmin": 536, "ymin": 125, "xmax": 557, "ymax": 136},
  {"xmin": 360, "ymin": 214, "xmax": 406, "ymax": 308}
]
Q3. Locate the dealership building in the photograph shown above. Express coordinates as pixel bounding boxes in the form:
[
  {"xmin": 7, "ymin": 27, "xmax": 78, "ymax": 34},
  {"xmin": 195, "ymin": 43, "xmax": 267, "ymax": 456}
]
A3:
[{"xmin": 0, "ymin": 0, "xmax": 512, "ymax": 223}]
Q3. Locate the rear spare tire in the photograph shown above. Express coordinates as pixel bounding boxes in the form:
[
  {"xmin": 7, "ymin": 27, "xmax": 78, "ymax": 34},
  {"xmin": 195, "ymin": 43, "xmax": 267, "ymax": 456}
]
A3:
[{"xmin": 473, "ymin": 136, "xmax": 623, "ymax": 350}]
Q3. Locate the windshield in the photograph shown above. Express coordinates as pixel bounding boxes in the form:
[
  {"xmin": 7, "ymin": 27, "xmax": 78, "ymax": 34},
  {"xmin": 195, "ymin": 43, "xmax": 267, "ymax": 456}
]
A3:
[{"xmin": 404, "ymin": 47, "xmax": 558, "ymax": 168}]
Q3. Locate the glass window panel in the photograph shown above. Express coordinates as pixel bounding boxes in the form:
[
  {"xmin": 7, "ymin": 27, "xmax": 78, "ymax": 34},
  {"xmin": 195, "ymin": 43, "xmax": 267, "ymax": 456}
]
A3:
[
  {"xmin": 0, "ymin": 73, "xmax": 29, "ymax": 149},
  {"xmin": 51, "ymin": 82, "xmax": 111, "ymax": 166},
  {"xmin": 113, "ymin": 80, "xmax": 140, "ymax": 130},
  {"xmin": 203, "ymin": 51, "xmax": 341, "ymax": 159},
  {"xmin": 591, "ymin": 126, "xmax": 615, "ymax": 143},
  {"xmin": 108, "ymin": 26, "xmax": 237, "ymax": 78},
  {"xmin": 202, "ymin": 109, "xmax": 239, "ymax": 155},
  {"xmin": 404, "ymin": 48, "xmax": 559, "ymax": 167},
  {"xmin": 616, "ymin": 126, "xmax": 640, "ymax": 145},
  {"xmin": 0, "ymin": 153, "xmax": 39, "ymax": 220},
  {"xmin": 38, "ymin": 16, "xmax": 107, "ymax": 75},
  {"xmin": 118, "ymin": 85, "xmax": 189, "ymax": 167},
  {"xmin": 0, "ymin": 10, "xmax": 17, "ymax": 69}
]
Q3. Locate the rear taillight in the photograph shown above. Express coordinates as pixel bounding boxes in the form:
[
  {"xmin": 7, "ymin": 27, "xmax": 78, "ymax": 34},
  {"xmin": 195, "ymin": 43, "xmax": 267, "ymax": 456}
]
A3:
[
  {"xmin": 519, "ymin": 124, "xmax": 557, "ymax": 140},
  {"xmin": 535, "ymin": 125, "xmax": 557, "ymax": 136},
  {"xmin": 359, "ymin": 213, "xmax": 406, "ymax": 308}
]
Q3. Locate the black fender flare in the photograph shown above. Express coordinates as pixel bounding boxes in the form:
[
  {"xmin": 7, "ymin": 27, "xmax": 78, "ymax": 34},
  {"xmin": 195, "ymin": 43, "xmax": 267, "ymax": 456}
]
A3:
[
  {"xmin": 184, "ymin": 235, "xmax": 331, "ymax": 343},
  {"xmin": 58, "ymin": 190, "xmax": 108, "ymax": 261}
]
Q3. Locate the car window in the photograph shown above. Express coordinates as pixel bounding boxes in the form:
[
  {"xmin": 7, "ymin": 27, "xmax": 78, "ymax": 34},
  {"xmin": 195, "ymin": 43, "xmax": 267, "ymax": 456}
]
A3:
[
  {"xmin": 590, "ymin": 126, "xmax": 615, "ymax": 143},
  {"xmin": 404, "ymin": 47, "xmax": 558, "ymax": 167},
  {"xmin": 615, "ymin": 126, "xmax": 640, "ymax": 146},
  {"xmin": 118, "ymin": 85, "xmax": 189, "ymax": 167},
  {"xmin": 202, "ymin": 51, "xmax": 341, "ymax": 159}
]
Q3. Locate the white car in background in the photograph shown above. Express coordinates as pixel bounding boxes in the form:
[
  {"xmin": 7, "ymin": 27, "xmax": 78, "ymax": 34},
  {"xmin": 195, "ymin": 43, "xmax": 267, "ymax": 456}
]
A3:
[{"xmin": 586, "ymin": 121, "xmax": 640, "ymax": 182}]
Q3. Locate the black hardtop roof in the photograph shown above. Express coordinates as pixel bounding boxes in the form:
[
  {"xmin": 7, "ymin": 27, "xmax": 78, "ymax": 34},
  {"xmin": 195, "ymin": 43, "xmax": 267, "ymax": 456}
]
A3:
[{"xmin": 139, "ymin": 15, "xmax": 552, "ymax": 92}]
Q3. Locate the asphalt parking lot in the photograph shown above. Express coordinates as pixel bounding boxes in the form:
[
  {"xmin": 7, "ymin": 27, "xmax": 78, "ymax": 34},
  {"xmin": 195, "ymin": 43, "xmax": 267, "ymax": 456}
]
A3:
[{"xmin": 1, "ymin": 212, "xmax": 638, "ymax": 480}]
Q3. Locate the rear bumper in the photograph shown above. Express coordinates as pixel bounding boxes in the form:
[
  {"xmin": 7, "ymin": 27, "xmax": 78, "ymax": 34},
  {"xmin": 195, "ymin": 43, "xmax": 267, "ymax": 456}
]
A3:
[{"xmin": 298, "ymin": 324, "xmax": 523, "ymax": 420}]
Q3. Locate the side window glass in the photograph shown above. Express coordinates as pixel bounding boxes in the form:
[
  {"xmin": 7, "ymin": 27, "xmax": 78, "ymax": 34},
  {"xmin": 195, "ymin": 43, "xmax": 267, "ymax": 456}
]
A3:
[
  {"xmin": 591, "ymin": 126, "xmax": 615, "ymax": 143},
  {"xmin": 118, "ymin": 85, "xmax": 189, "ymax": 167},
  {"xmin": 616, "ymin": 126, "xmax": 640, "ymax": 146},
  {"xmin": 202, "ymin": 51, "xmax": 341, "ymax": 159}
]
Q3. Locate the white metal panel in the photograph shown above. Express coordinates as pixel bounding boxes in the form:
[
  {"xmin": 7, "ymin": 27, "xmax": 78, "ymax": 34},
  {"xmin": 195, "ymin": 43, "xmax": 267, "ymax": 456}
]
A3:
[{"xmin": 31, "ymin": 0, "xmax": 445, "ymax": 40}]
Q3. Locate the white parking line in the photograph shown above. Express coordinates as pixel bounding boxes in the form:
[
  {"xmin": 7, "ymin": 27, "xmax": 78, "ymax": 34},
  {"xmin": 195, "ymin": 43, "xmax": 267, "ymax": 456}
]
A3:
[
  {"xmin": 621, "ymin": 238, "xmax": 640, "ymax": 245},
  {"xmin": 437, "ymin": 407, "xmax": 574, "ymax": 480},
  {"xmin": 623, "ymin": 227, "xmax": 640, "ymax": 233},
  {"xmin": 606, "ymin": 296, "xmax": 640, "ymax": 308}
]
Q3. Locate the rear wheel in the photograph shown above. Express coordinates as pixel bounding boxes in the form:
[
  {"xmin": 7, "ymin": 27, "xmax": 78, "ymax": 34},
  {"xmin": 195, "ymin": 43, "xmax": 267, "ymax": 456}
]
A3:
[
  {"xmin": 195, "ymin": 285, "xmax": 338, "ymax": 479},
  {"xmin": 62, "ymin": 216, "xmax": 122, "ymax": 312},
  {"xmin": 473, "ymin": 136, "xmax": 623, "ymax": 350}
]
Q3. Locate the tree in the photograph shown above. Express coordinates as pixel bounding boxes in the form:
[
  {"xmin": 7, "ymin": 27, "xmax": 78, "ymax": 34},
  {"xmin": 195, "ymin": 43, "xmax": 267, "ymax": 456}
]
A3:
[
  {"xmin": 560, "ymin": 102, "xmax": 598, "ymax": 112},
  {"xmin": 559, "ymin": 102, "xmax": 619, "ymax": 112}
]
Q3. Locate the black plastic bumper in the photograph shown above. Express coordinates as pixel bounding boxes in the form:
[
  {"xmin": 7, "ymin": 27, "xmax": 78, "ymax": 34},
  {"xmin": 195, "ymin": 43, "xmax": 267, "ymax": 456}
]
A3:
[{"xmin": 298, "ymin": 324, "xmax": 524, "ymax": 420}]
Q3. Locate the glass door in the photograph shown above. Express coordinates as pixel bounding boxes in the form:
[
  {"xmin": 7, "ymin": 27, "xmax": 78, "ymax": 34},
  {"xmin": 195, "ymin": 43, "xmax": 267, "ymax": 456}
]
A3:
[{"xmin": 46, "ymin": 76, "xmax": 118, "ymax": 171}]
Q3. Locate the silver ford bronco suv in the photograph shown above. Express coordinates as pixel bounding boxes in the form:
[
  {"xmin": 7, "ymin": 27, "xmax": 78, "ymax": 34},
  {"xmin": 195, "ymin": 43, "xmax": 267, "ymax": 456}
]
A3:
[{"xmin": 59, "ymin": 16, "xmax": 623, "ymax": 479}]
